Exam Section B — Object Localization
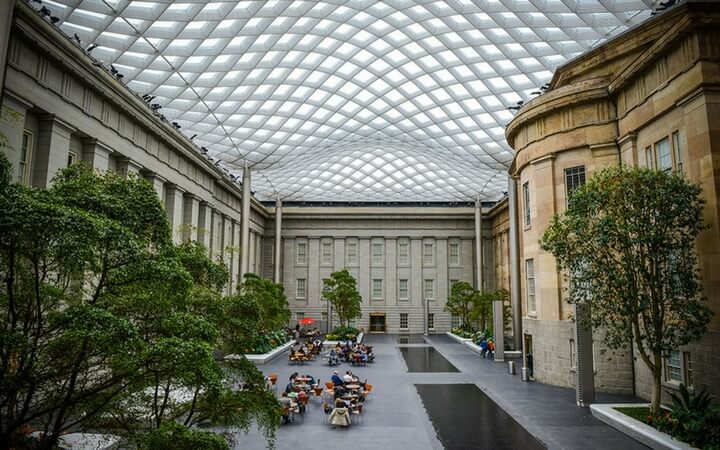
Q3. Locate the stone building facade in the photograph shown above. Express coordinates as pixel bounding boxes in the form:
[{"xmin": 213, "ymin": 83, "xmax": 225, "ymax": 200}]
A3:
[{"xmin": 505, "ymin": 2, "xmax": 720, "ymax": 400}]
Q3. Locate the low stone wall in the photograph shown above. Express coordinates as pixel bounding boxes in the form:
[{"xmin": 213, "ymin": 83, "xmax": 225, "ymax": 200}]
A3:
[
  {"xmin": 446, "ymin": 331, "xmax": 472, "ymax": 344},
  {"xmin": 590, "ymin": 404, "xmax": 693, "ymax": 450},
  {"xmin": 226, "ymin": 340, "xmax": 295, "ymax": 365}
]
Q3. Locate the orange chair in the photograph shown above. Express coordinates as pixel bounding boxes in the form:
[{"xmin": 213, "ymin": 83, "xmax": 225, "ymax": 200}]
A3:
[
  {"xmin": 363, "ymin": 383, "xmax": 373, "ymax": 402},
  {"xmin": 268, "ymin": 373, "xmax": 278, "ymax": 392},
  {"xmin": 324, "ymin": 381, "xmax": 335, "ymax": 398}
]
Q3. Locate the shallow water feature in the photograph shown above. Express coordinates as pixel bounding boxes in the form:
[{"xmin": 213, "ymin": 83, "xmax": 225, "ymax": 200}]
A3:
[
  {"xmin": 416, "ymin": 384, "xmax": 545, "ymax": 449},
  {"xmin": 399, "ymin": 347, "xmax": 459, "ymax": 372},
  {"xmin": 396, "ymin": 334, "xmax": 427, "ymax": 344}
]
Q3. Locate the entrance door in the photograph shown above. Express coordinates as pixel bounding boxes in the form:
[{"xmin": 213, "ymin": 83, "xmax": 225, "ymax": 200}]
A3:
[{"xmin": 369, "ymin": 314, "xmax": 386, "ymax": 333}]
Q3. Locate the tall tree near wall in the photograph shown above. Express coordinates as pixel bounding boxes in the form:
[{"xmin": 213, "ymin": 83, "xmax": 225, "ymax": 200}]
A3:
[
  {"xmin": 445, "ymin": 281, "xmax": 477, "ymax": 330},
  {"xmin": 322, "ymin": 269, "xmax": 362, "ymax": 328},
  {"xmin": 540, "ymin": 166, "xmax": 711, "ymax": 414}
]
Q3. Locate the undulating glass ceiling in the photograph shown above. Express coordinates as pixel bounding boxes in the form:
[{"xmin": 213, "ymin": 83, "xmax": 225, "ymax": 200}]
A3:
[{"xmin": 36, "ymin": 0, "xmax": 657, "ymax": 202}]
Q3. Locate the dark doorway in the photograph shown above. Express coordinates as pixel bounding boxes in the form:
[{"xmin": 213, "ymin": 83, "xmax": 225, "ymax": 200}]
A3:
[{"xmin": 369, "ymin": 313, "xmax": 386, "ymax": 333}]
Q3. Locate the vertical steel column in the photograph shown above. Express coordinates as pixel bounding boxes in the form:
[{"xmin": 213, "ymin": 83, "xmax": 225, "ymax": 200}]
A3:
[
  {"xmin": 508, "ymin": 176, "xmax": 522, "ymax": 351},
  {"xmin": 273, "ymin": 197, "xmax": 282, "ymax": 283},
  {"xmin": 239, "ymin": 162, "xmax": 251, "ymax": 278},
  {"xmin": 475, "ymin": 197, "xmax": 484, "ymax": 292}
]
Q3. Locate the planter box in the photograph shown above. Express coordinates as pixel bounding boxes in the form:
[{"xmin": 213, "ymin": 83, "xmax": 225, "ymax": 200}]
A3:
[
  {"xmin": 225, "ymin": 340, "xmax": 294, "ymax": 365},
  {"xmin": 590, "ymin": 404, "xmax": 695, "ymax": 450},
  {"xmin": 446, "ymin": 331, "xmax": 472, "ymax": 344},
  {"xmin": 324, "ymin": 332, "xmax": 364, "ymax": 348}
]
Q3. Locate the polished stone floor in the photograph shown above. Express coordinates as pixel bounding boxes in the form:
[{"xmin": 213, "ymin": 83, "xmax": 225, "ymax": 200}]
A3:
[{"xmin": 230, "ymin": 334, "xmax": 648, "ymax": 450}]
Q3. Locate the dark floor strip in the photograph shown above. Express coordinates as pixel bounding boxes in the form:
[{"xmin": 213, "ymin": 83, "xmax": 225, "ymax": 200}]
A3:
[
  {"xmin": 415, "ymin": 384, "xmax": 545, "ymax": 450},
  {"xmin": 396, "ymin": 334, "xmax": 428, "ymax": 344},
  {"xmin": 399, "ymin": 346, "xmax": 459, "ymax": 372}
]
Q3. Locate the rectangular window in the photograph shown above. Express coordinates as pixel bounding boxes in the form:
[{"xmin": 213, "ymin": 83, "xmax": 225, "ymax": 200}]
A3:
[
  {"xmin": 645, "ymin": 146, "xmax": 655, "ymax": 169},
  {"xmin": 570, "ymin": 339, "xmax": 577, "ymax": 369},
  {"xmin": 67, "ymin": 151, "xmax": 78, "ymax": 167},
  {"xmin": 296, "ymin": 278, "xmax": 306, "ymax": 299},
  {"xmin": 564, "ymin": 166, "xmax": 586, "ymax": 205},
  {"xmin": 523, "ymin": 182, "xmax": 531, "ymax": 227},
  {"xmin": 399, "ymin": 313, "xmax": 408, "ymax": 329},
  {"xmin": 346, "ymin": 241, "xmax": 358, "ymax": 265},
  {"xmin": 296, "ymin": 242, "xmax": 307, "ymax": 264},
  {"xmin": 672, "ymin": 131, "xmax": 683, "ymax": 174},
  {"xmin": 428, "ymin": 313, "xmax": 435, "ymax": 330},
  {"xmin": 424, "ymin": 279, "xmax": 434, "ymax": 300},
  {"xmin": 655, "ymin": 137, "xmax": 672, "ymax": 172},
  {"xmin": 19, "ymin": 131, "xmax": 34, "ymax": 185},
  {"xmin": 398, "ymin": 242, "xmax": 409, "ymax": 265},
  {"xmin": 449, "ymin": 243, "xmax": 460, "ymax": 265},
  {"xmin": 399, "ymin": 279, "xmax": 409, "ymax": 300},
  {"xmin": 295, "ymin": 312, "xmax": 304, "ymax": 321},
  {"xmin": 372, "ymin": 242, "xmax": 383, "ymax": 265},
  {"xmin": 526, "ymin": 259, "xmax": 536, "ymax": 315},
  {"xmin": 372, "ymin": 279, "xmax": 383, "ymax": 299},
  {"xmin": 423, "ymin": 243, "xmax": 434, "ymax": 265},
  {"xmin": 321, "ymin": 242, "xmax": 332, "ymax": 265},
  {"xmin": 665, "ymin": 350, "xmax": 682, "ymax": 383}
]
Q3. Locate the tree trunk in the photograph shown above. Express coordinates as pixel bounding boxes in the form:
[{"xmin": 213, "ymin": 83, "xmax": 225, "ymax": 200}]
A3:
[{"xmin": 651, "ymin": 355, "xmax": 663, "ymax": 415}]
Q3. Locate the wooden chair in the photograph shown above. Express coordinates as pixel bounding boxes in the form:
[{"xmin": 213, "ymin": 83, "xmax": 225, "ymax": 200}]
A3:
[
  {"xmin": 312, "ymin": 386, "xmax": 324, "ymax": 404},
  {"xmin": 351, "ymin": 403, "xmax": 364, "ymax": 425},
  {"xmin": 363, "ymin": 383, "xmax": 373, "ymax": 402}
]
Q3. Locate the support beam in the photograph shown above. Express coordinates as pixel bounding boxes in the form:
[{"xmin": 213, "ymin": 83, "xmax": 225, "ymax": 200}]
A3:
[
  {"xmin": 508, "ymin": 176, "xmax": 522, "ymax": 352},
  {"xmin": 274, "ymin": 197, "xmax": 282, "ymax": 283},
  {"xmin": 81, "ymin": 139, "xmax": 112, "ymax": 171},
  {"xmin": 196, "ymin": 201, "xmax": 211, "ymax": 248},
  {"xmin": 475, "ymin": 197, "xmax": 484, "ymax": 292},
  {"xmin": 239, "ymin": 162, "xmax": 251, "ymax": 278},
  {"xmin": 142, "ymin": 171, "xmax": 166, "ymax": 200},
  {"xmin": 0, "ymin": 1, "xmax": 16, "ymax": 106},
  {"xmin": 182, "ymin": 193, "xmax": 200, "ymax": 242},
  {"xmin": 164, "ymin": 183, "xmax": 185, "ymax": 244},
  {"xmin": 33, "ymin": 115, "xmax": 75, "ymax": 187},
  {"xmin": 493, "ymin": 300, "xmax": 505, "ymax": 362}
]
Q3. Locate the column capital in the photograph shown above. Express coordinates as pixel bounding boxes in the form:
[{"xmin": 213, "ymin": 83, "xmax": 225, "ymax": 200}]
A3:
[
  {"xmin": 141, "ymin": 170, "xmax": 166, "ymax": 183},
  {"xmin": 182, "ymin": 192, "xmax": 202, "ymax": 201},
  {"xmin": 164, "ymin": 183, "xmax": 186, "ymax": 194},
  {"xmin": 38, "ymin": 114, "xmax": 76, "ymax": 135}
]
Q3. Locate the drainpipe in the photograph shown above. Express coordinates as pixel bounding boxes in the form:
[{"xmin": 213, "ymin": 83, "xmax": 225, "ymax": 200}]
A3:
[{"xmin": 508, "ymin": 176, "xmax": 522, "ymax": 352}]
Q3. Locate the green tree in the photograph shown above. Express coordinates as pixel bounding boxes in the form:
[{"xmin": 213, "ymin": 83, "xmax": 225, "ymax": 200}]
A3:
[
  {"xmin": 322, "ymin": 269, "xmax": 362, "ymax": 328},
  {"xmin": 0, "ymin": 158, "xmax": 280, "ymax": 449},
  {"xmin": 445, "ymin": 281, "xmax": 477, "ymax": 330},
  {"xmin": 540, "ymin": 166, "xmax": 711, "ymax": 414}
]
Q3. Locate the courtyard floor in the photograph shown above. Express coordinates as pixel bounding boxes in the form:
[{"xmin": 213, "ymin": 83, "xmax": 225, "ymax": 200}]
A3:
[{"xmin": 230, "ymin": 333, "xmax": 648, "ymax": 450}]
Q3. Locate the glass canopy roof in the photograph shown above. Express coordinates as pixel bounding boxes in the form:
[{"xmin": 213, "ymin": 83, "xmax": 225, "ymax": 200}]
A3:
[{"xmin": 37, "ymin": 0, "xmax": 656, "ymax": 202}]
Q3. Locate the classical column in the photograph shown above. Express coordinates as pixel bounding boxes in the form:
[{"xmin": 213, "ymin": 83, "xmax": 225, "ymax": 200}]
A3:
[
  {"xmin": 493, "ymin": 300, "xmax": 505, "ymax": 362},
  {"xmin": 142, "ymin": 171, "xmax": 166, "ymax": 200},
  {"xmin": 0, "ymin": 1, "xmax": 15, "ymax": 106},
  {"xmin": 81, "ymin": 139, "xmax": 112, "ymax": 171},
  {"xmin": 182, "ymin": 193, "xmax": 200, "ymax": 242},
  {"xmin": 197, "ymin": 201, "xmax": 211, "ymax": 248},
  {"xmin": 33, "ymin": 115, "xmax": 75, "ymax": 187},
  {"xmin": 475, "ymin": 197, "xmax": 484, "ymax": 291},
  {"xmin": 274, "ymin": 197, "xmax": 282, "ymax": 283},
  {"xmin": 164, "ymin": 183, "xmax": 185, "ymax": 244},
  {"xmin": 239, "ymin": 162, "xmax": 251, "ymax": 278},
  {"xmin": 116, "ymin": 157, "xmax": 142, "ymax": 177},
  {"xmin": 508, "ymin": 176, "xmax": 523, "ymax": 352}
]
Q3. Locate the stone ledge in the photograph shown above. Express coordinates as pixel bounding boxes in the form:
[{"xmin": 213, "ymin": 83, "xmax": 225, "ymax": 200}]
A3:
[
  {"xmin": 590, "ymin": 404, "xmax": 695, "ymax": 450},
  {"xmin": 226, "ymin": 340, "xmax": 294, "ymax": 365},
  {"xmin": 446, "ymin": 331, "xmax": 472, "ymax": 344}
]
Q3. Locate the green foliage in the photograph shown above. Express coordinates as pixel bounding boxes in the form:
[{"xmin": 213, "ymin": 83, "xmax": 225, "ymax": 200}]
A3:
[
  {"xmin": 540, "ymin": 166, "xmax": 711, "ymax": 413},
  {"xmin": 322, "ymin": 269, "xmax": 362, "ymax": 328},
  {"xmin": 137, "ymin": 422, "xmax": 228, "ymax": 450},
  {"xmin": 0, "ymin": 156, "xmax": 279, "ymax": 448},
  {"xmin": 444, "ymin": 281, "xmax": 476, "ymax": 330},
  {"xmin": 219, "ymin": 274, "xmax": 290, "ymax": 355},
  {"xmin": 645, "ymin": 385, "xmax": 720, "ymax": 449},
  {"xmin": 331, "ymin": 326, "xmax": 360, "ymax": 341}
]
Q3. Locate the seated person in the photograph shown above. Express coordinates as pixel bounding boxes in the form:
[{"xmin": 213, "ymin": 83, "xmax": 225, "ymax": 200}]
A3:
[
  {"xmin": 331, "ymin": 370, "xmax": 344, "ymax": 386},
  {"xmin": 329, "ymin": 398, "xmax": 351, "ymax": 427},
  {"xmin": 342, "ymin": 371, "xmax": 354, "ymax": 384},
  {"xmin": 328, "ymin": 349, "xmax": 340, "ymax": 366},
  {"xmin": 278, "ymin": 392, "xmax": 296, "ymax": 423}
]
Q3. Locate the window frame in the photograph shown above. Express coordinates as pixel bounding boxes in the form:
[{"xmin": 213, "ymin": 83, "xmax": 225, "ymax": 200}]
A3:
[
  {"xmin": 321, "ymin": 241, "xmax": 333, "ymax": 265},
  {"xmin": 564, "ymin": 166, "xmax": 586, "ymax": 206},
  {"xmin": 296, "ymin": 241, "xmax": 307, "ymax": 265},
  {"xmin": 296, "ymin": 278, "xmax": 306, "ymax": 299},
  {"xmin": 398, "ymin": 242, "xmax": 409, "ymax": 266},
  {"xmin": 346, "ymin": 241, "xmax": 358, "ymax": 265},
  {"xmin": 424, "ymin": 279, "xmax": 434, "ymax": 300},
  {"xmin": 372, "ymin": 278, "xmax": 383, "ymax": 300},
  {"xmin": 399, "ymin": 313, "xmax": 408, "ymax": 330},
  {"xmin": 523, "ymin": 181, "xmax": 531, "ymax": 228},
  {"xmin": 428, "ymin": 313, "xmax": 435, "ymax": 330},
  {"xmin": 663, "ymin": 350, "xmax": 693, "ymax": 389},
  {"xmin": 19, "ymin": 130, "xmax": 34, "ymax": 185},
  {"xmin": 525, "ymin": 258, "xmax": 536, "ymax": 316},
  {"xmin": 398, "ymin": 279, "xmax": 409, "ymax": 300},
  {"xmin": 449, "ymin": 242, "xmax": 460, "ymax": 266},
  {"xmin": 423, "ymin": 242, "xmax": 434, "ymax": 266},
  {"xmin": 371, "ymin": 242, "xmax": 384, "ymax": 265}
]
